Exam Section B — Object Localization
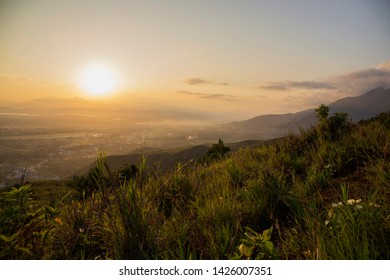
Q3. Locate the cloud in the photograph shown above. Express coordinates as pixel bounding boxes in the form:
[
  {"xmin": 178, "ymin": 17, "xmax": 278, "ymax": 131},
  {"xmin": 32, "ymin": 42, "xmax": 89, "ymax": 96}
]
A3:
[
  {"xmin": 260, "ymin": 84, "xmax": 289, "ymax": 91},
  {"xmin": 260, "ymin": 81, "xmax": 336, "ymax": 91},
  {"xmin": 259, "ymin": 60, "xmax": 390, "ymax": 96},
  {"xmin": 377, "ymin": 61, "xmax": 390, "ymax": 71},
  {"xmin": 185, "ymin": 77, "xmax": 229, "ymax": 86},
  {"xmin": 329, "ymin": 61, "xmax": 390, "ymax": 94},
  {"xmin": 178, "ymin": 90, "xmax": 234, "ymax": 101},
  {"xmin": 339, "ymin": 68, "xmax": 389, "ymax": 79},
  {"xmin": 185, "ymin": 77, "xmax": 212, "ymax": 85}
]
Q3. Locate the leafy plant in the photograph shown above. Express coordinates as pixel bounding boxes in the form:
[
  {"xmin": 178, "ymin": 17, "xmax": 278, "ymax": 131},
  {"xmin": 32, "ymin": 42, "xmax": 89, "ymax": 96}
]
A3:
[
  {"xmin": 231, "ymin": 226, "xmax": 277, "ymax": 260},
  {"xmin": 0, "ymin": 185, "xmax": 58, "ymax": 259}
]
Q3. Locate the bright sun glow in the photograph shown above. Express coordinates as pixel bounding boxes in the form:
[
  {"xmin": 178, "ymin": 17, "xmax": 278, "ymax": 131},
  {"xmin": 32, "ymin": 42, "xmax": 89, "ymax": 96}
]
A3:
[{"xmin": 79, "ymin": 63, "xmax": 121, "ymax": 96}]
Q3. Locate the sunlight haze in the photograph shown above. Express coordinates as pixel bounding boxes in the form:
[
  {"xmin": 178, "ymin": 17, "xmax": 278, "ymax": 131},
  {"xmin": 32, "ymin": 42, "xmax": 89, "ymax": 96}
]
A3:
[
  {"xmin": 78, "ymin": 62, "xmax": 122, "ymax": 97},
  {"xmin": 1, "ymin": 0, "xmax": 389, "ymax": 119},
  {"xmin": 1, "ymin": 0, "xmax": 390, "ymax": 264}
]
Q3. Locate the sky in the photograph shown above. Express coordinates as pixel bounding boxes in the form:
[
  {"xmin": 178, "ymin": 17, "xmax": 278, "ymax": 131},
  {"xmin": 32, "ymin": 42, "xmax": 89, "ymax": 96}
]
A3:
[{"xmin": 1, "ymin": 0, "xmax": 390, "ymax": 121}]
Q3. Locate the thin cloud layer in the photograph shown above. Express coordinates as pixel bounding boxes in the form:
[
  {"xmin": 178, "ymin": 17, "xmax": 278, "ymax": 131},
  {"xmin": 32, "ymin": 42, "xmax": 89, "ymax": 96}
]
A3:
[
  {"xmin": 260, "ymin": 60, "xmax": 390, "ymax": 96},
  {"xmin": 330, "ymin": 61, "xmax": 390, "ymax": 94},
  {"xmin": 260, "ymin": 81, "xmax": 336, "ymax": 91},
  {"xmin": 339, "ymin": 68, "xmax": 389, "ymax": 79},
  {"xmin": 185, "ymin": 77, "xmax": 229, "ymax": 86},
  {"xmin": 178, "ymin": 90, "xmax": 234, "ymax": 101},
  {"xmin": 185, "ymin": 78, "xmax": 212, "ymax": 85},
  {"xmin": 377, "ymin": 61, "xmax": 390, "ymax": 70}
]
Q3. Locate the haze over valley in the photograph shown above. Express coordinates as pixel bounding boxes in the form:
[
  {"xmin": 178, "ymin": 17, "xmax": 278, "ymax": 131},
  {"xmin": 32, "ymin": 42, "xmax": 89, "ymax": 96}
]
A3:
[
  {"xmin": 1, "ymin": 0, "xmax": 390, "ymax": 186},
  {"xmin": 2, "ymin": 1, "xmax": 390, "ymax": 264},
  {"xmin": 1, "ymin": 86, "xmax": 389, "ymax": 187}
]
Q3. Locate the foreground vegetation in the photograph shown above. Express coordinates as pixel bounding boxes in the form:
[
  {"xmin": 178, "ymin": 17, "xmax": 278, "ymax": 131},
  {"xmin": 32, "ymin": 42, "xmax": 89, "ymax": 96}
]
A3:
[{"xmin": 1, "ymin": 107, "xmax": 389, "ymax": 259}]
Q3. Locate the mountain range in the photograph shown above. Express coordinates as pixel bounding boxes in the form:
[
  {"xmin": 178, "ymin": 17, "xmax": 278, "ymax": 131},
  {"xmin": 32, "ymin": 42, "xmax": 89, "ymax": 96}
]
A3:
[
  {"xmin": 96, "ymin": 87, "xmax": 390, "ymax": 174},
  {"xmin": 222, "ymin": 87, "xmax": 390, "ymax": 141},
  {"xmin": 2, "ymin": 86, "xmax": 388, "ymax": 183}
]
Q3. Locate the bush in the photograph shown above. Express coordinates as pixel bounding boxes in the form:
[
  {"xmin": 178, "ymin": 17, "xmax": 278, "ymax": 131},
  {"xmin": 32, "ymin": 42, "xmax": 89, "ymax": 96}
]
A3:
[
  {"xmin": 315, "ymin": 104, "xmax": 352, "ymax": 141},
  {"xmin": 203, "ymin": 138, "xmax": 230, "ymax": 163}
]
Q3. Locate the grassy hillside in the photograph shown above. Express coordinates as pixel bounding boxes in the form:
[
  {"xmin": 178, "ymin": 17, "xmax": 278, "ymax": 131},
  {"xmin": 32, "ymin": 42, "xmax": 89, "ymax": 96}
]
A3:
[
  {"xmin": 0, "ymin": 109, "xmax": 389, "ymax": 260},
  {"xmin": 74, "ymin": 140, "xmax": 264, "ymax": 177}
]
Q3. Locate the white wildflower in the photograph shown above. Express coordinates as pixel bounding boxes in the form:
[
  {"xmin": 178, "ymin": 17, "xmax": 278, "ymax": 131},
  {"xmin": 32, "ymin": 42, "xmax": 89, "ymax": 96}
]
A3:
[
  {"xmin": 347, "ymin": 199, "xmax": 354, "ymax": 205},
  {"xmin": 354, "ymin": 205, "xmax": 363, "ymax": 210},
  {"xmin": 369, "ymin": 202, "xmax": 381, "ymax": 208},
  {"xmin": 332, "ymin": 202, "xmax": 343, "ymax": 208},
  {"xmin": 325, "ymin": 220, "xmax": 330, "ymax": 226},
  {"xmin": 347, "ymin": 199, "xmax": 362, "ymax": 205}
]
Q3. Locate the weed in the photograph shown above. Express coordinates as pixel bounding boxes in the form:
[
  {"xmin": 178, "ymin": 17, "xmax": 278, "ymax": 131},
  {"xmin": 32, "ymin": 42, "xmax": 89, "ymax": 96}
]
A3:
[{"xmin": 1, "ymin": 109, "xmax": 389, "ymax": 259}]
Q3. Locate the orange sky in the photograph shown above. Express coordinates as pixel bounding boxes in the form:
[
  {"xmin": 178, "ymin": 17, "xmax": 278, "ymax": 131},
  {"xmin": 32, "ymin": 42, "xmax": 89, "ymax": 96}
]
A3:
[{"xmin": 1, "ymin": 1, "xmax": 390, "ymax": 121}]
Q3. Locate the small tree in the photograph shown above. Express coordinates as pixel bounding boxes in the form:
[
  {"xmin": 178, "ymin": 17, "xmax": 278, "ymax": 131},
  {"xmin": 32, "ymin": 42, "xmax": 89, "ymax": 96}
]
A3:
[
  {"xmin": 204, "ymin": 138, "xmax": 230, "ymax": 162},
  {"xmin": 328, "ymin": 112, "xmax": 350, "ymax": 140},
  {"xmin": 314, "ymin": 104, "xmax": 350, "ymax": 141},
  {"xmin": 315, "ymin": 104, "xmax": 330, "ymax": 125}
]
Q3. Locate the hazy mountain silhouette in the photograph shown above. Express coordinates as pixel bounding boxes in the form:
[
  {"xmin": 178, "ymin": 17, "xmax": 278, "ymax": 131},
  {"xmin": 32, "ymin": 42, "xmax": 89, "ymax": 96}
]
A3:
[
  {"xmin": 225, "ymin": 87, "xmax": 390, "ymax": 140},
  {"xmin": 330, "ymin": 87, "xmax": 390, "ymax": 120},
  {"xmin": 76, "ymin": 139, "xmax": 265, "ymax": 176}
]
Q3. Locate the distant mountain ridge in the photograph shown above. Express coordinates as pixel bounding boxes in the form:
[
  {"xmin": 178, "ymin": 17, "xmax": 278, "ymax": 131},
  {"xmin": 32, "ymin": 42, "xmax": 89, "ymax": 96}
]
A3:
[
  {"xmin": 76, "ymin": 87, "xmax": 389, "ymax": 178},
  {"xmin": 330, "ymin": 87, "xmax": 390, "ymax": 120},
  {"xmin": 76, "ymin": 139, "xmax": 264, "ymax": 176},
  {"xmin": 224, "ymin": 87, "xmax": 390, "ymax": 140}
]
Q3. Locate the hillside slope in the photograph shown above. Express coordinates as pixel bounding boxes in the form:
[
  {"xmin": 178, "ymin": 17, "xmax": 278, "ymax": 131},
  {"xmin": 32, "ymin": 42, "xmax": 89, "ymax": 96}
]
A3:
[
  {"xmin": 75, "ymin": 139, "xmax": 264, "ymax": 176},
  {"xmin": 225, "ymin": 87, "xmax": 390, "ymax": 140},
  {"xmin": 1, "ymin": 110, "xmax": 388, "ymax": 260}
]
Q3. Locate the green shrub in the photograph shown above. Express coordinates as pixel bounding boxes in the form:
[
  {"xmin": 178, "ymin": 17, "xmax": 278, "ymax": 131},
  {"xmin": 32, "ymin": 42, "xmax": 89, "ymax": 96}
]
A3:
[
  {"xmin": 231, "ymin": 226, "xmax": 277, "ymax": 260},
  {"xmin": 203, "ymin": 138, "xmax": 230, "ymax": 163}
]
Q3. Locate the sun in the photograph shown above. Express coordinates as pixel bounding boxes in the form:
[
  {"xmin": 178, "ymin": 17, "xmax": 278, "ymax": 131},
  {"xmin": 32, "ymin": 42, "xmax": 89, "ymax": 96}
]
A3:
[{"xmin": 78, "ymin": 63, "xmax": 121, "ymax": 96}]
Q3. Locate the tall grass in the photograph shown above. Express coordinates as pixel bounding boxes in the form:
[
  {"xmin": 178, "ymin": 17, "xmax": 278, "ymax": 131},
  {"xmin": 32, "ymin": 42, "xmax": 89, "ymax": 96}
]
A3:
[{"xmin": 1, "ymin": 111, "xmax": 389, "ymax": 259}]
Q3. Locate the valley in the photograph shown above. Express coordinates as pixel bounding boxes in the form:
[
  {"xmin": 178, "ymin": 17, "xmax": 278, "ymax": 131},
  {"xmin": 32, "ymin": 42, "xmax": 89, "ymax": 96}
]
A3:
[{"xmin": 1, "ymin": 87, "xmax": 389, "ymax": 188}]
